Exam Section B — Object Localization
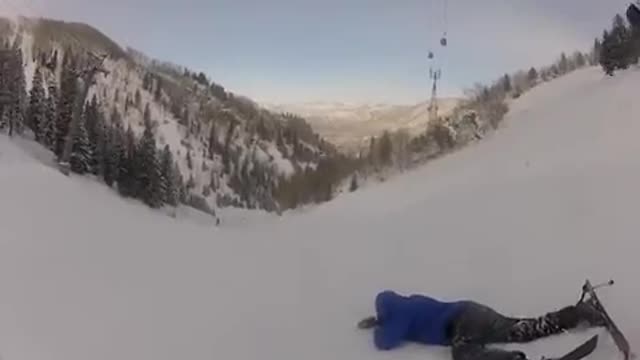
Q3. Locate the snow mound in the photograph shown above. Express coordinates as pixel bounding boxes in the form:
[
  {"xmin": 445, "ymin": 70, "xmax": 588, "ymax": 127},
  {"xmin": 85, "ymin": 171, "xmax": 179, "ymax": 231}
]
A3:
[{"xmin": 0, "ymin": 66, "xmax": 637, "ymax": 360}]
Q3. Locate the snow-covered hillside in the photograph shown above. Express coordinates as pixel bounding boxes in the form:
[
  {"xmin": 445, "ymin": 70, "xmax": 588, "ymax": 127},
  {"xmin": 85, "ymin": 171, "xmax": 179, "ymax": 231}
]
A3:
[
  {"xmin": 265, "ymin": 99, "xmax": 459, "ymax": 153},
  {"xmin": 2, "ymin": 17, "xmax": 343, "ymax": 215},
  {"xmin": 1, "ymin": 64, "xmax": 638, "ymax": 360}
]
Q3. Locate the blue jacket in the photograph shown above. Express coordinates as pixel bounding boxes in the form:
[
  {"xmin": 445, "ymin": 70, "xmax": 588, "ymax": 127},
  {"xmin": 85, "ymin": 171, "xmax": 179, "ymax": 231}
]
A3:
[{"xmin": 373, "ymin": 290, "xmax": 465, "ymax": 350}]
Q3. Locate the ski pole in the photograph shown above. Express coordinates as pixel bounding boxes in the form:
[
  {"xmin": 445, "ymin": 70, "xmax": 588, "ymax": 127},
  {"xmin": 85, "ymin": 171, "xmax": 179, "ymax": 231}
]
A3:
[
  {"xmin": 592, "ymin": 280, "xmax": 615, "ymax": 290},
  {"xmin": 579, "ymin": 280, "xmax": 615, "ymax": 303}
]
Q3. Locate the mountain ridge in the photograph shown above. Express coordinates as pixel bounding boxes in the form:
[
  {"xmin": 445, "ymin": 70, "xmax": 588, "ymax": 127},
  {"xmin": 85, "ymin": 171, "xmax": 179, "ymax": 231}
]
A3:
[{"xmin": 0, "ymin": 16, "xmax": 354, "ymax": 215}]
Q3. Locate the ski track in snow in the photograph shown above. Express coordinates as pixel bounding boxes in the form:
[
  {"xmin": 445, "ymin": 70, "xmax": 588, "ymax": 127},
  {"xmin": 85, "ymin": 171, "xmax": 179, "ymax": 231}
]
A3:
[{"xmin": 0, "ymin": 66, "xmax": 638, "ymax": 360}]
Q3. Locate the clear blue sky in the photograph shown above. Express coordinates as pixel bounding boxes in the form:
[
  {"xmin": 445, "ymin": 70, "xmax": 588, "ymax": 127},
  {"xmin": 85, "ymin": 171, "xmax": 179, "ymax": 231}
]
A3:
[{"xmin": 6, "ymin": 0, "xmax": 631, "ymax": 104}]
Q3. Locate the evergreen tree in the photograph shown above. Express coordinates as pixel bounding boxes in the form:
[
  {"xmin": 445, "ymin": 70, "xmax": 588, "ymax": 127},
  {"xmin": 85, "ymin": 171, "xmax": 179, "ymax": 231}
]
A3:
[
  {"xmin": 5, "ymin": 47, "xmax": 27, "ymax": 136},
  {"xmin": 125, "ymin": 94, "xmax": 132, "ymax": 114},
  {"xmin": 109, "ymin": 107, "xmax": 120, "ymax": 125},
  {"xmin": 102, "ymin": 123, "xmax": 117, "ymax": 187},
  {"xmin": 92, "ymin": 116, "xmax": 107, "ymax": 176},
  {"xmin": 223, "ymin": 121, "xmax": 236, "ymax": 173},
  {"xmin": 138, "ymin": 116, "xmax": 163, "ymax": 207},
  {"xmin": 144, "ymin": 103, "xmax": 151, "ymax": 124},
  {"xmin": 118, "ymin": 125, "xmax": 139, "ymax": 197},
  {"xmin": 154, "ymin": 77, "xmax": 162, "ymax": 102},
  {"xmin": 600, "ymin": 15, "xmax": 633, "ymax": 75},
  {"xmin": 600, "ymin": 30, "xmax": 617, "ymax": 75},
  {"xmin": 629, "ymin": 21, "xmax": 640, "ymax": 64},
  {"xmin": 379, "ymin": 131, "xmax": 393, "ymax": 166},
  {"xmin": 160, "ymin": 145, "xmax": 178, "ymax": 206},
  {"xmin": 0, "ymin": 109, "xmax": 8, "ymax": 131},
  {"xmin": 591, "ymin": 38, "xmax": 602, "ymax": 66},
  {"xmin": 12, "ymin": 48, "xmax": 26, "ymax": 136},
  {"xmin": 69, "ymin": 115, "xmax": 92, "ymax": 174},
  {"xmin": 56, "ymin": 50, "xmax": 78, "ymax": 156},
  {"xmin": 84, "ymin": 96, "xmax": 104, "ymax": 174},
  {"xmin": 105, "ymin": 124, "xmax": 124, "ymax": 187},
  {"xmin": 84, "ymin": 95, "xmax": 100, "ymax": 142},
  {"xmin": 42, "ymin": 80, "xmax": 58, "ymax": 150},
  {"xmin": 368, "ymin": 137, "xmax": 377, "ymax": 167},
  {"xmin": 502, "ymin": 74, "xmax": 512, "ymax": 94},
  {"xmin": 142, "ymin": 72, "xmax": 152, "ymax": 91},
  {"xmin": 186, "ymin": 150, "xmax": 193, "ymax": 170},
  {"xmin": 94, "ymin": 118, "xmax": 108, "ymax": 176},
  {"xmin": 27, "ymin": 66, "xmax": 46, "ymax": 141},
  {"xmin": 573, "ymin": 52, "xmax": 587, "ymax": 68},
  {"xmin": 558, "ymin": 53, "xmax": 569, "ymax": 74},
  {"xmin": 135, "ymin": 89, "xmax": 141, "ymax": 109},
  {"xmin": 349, "ymin": 174, "xmax": 359, "ymax": 192},
  {"xmin": 208, "ymin": 122, "xmax": 219, "ymax": 159},
  {"xmin": 175, "ymin": 163, "xmax": 187, "ymax": 204},
  {"xmin": 527, "ymin": 67, "xmax": 538, "ymax": 83}
]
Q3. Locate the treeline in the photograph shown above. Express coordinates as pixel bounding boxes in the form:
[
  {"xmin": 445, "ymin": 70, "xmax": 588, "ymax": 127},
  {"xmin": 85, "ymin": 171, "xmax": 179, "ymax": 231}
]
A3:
[
  {"xmin": 596, "ymin": 6, "xmax": 640, "ymax": 75},
  {"xmin": 1, "ymin": 45, "xmax": 188, "ymax": 213},
  {"xmin": 147, "ymin": 60, "xmax": 355, "ymax": 213},
  {"xmin": 347, "ymin": 44, "xmax": 597, "ymax": 190},
  {"xmin": 0, "ymin": 40, "xmax": 26, "ymax": 136}
]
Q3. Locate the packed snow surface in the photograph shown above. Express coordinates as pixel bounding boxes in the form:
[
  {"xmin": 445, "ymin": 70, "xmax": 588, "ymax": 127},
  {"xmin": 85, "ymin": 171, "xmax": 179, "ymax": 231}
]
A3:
[{"xmin": 1, "ymin": 67, "xmax": 638, "ymax": 360}]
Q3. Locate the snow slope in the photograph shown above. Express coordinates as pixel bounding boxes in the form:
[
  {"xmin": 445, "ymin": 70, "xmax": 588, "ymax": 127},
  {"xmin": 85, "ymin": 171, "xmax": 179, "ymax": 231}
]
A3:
[{"xmin": 1, "ymin": 66, "xmax": 638, "ymax": 360}]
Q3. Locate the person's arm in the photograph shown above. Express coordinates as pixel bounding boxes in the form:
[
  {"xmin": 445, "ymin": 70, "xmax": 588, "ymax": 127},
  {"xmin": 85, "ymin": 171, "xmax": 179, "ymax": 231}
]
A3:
[{"xmin": 373, "ymin": 316, "xmax": 409, "ymax": 350}]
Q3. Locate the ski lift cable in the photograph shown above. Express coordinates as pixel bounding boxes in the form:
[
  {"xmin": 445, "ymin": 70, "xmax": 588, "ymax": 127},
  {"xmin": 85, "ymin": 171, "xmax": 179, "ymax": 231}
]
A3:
[
  {"xmin": 427, "ymin": 0, "xmax": 434, "ymax": 60},
  {"xmin": 440, "ymin": 0, "xmax": 448, "ymax": 47},
  {"xmin": 443, "ymin": 0, "xmax": 448, "ymax": 36}
]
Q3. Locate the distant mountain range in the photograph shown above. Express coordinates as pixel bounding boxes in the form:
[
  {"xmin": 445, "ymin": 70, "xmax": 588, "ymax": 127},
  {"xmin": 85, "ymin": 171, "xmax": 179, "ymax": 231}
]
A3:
[{"xmin": 264, "ymin": 99, "xmax": 459, "ymax": 153}]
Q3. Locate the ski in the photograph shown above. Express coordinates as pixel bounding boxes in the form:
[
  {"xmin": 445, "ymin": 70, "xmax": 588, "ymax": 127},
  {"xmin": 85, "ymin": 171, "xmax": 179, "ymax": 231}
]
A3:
[
  {"xmin": 579, "ymin": 279, "xmax": 632, "ymax": 360},
  {"xmin": 543, "ymin": 335, "xmax": 598, "ymax": 360}
]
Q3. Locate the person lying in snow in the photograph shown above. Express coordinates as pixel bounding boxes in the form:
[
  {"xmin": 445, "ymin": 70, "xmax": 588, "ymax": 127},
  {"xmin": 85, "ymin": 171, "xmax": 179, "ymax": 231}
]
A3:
[{"xmin": 358, "ymin": 290, "xmax": 605, "ymax": 360}]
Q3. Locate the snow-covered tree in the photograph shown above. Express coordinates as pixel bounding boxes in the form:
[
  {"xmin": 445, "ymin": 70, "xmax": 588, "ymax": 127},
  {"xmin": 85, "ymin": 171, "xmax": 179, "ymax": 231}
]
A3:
[
  {"xmin": 349, "ymin": 174, "xmax": 359, "ymax": 192},
  {"xmin": 0, "ymin": 109, "xmax": 8, "ymax": 131},
  {"xmin": 502, "ymin": 74, "xmax": 512, "ymax": 94},
  {"xmin": 42, "ymin": 80, "xmax": 58, "ymax": 150},
  {"xmin": 118, "ymin": 125, "xmax": 139, "ymax": 197},
  {"xmin": 4, "ymin": 47, "xmax": 27, "ymax": 137},
  {"xmin": 160, "ymin": 145, "xmax": 178, "ymax": 206},
  {"xmin": 601, "ymin": 15, "xmax": 633, "ymax": 76},
  {"xmin": 591, "ymin": 38, "xmax": 602, "ymax": 66},
  {"xmin": 138, "ymin": 117, "xmax": 163, "ymax": 208},
  {"xmin": 144, "ymin": 103, "xmax": 151, "ymax": 124},
  {"xmin": 105, "ymin": 124, "xmax": 124, "ymax": 187},
  {"xmin": 84, "ymin": 96, "xmax": 104, "ymax": 174},
  {"xmin": 56, "ymin": 50, "xmax": 78, "ymax": 156},
  {"xmin": 27, "ymin": 67, "xmax": 46, "ymax": 142},
  {"xmin": 134, "ymin": 89, "xmax": 141, "ymax": 109},
  {"xmin": 558, "ymin": 53, "xmax": 569, "ymax": 74},
  {"xmin": 13, "ymin": 48, "xmax": 26, "ymax": 136},
  {"xmin": 208, "ymin": 122, "xmax": 220, "ymax": 159},
  {"xmin": 186, "ymin": 150, "xmax": 193, "ymax": 170},
  {"xmin": 378, "ymin": 131, "xmax": 393, "ymax": 166},
  {"xmin": 527, "ymin": 67, "xmax": 538, "ymax": 84},
  {"xmin": 69, "ymin": 115, "xmax": 92, "ymax": 174}
]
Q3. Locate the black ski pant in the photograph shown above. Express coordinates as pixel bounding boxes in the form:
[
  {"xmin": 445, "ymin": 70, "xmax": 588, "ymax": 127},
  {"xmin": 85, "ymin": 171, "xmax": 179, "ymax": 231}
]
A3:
[{"xmin": 447, "ymin": 301, "xmax": 585, "ymax": 360}]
